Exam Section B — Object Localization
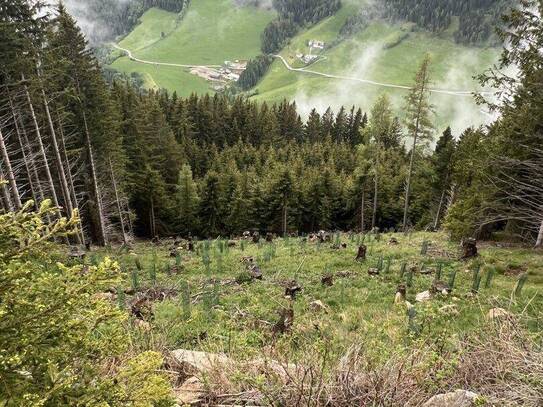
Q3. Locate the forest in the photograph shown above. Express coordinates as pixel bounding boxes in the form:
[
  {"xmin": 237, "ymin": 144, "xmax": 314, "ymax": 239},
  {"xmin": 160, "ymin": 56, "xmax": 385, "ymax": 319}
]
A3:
[
  {"xmin": 1, "ymin": 1, "xmax": 542, "ymax": 247},
  {"xmin": 1, "ymin": 0, "xmax": 543, "ymax": 405},
  {"xmin": 383, "ymin": 0, "xmax": 514, "ymax": 44}
]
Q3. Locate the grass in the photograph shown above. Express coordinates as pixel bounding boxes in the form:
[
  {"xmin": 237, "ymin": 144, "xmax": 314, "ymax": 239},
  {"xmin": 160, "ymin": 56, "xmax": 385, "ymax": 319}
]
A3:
[
  {"xmin": 110, "ymin": 1, "xmax": 276, "ymax": 96},
  {"xmin": 251, "ymin": 3, "xmax": 500, "ymax": 132},
  {"xmin": 90, "ymin": 232, "xmax": 543, "ymax": 364}
]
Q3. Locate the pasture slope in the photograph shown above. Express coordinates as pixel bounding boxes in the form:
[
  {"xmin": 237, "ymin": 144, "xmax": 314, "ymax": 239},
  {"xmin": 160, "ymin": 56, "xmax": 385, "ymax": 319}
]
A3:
[
  {"xmin": 110, "ymin": 1, "xmax": 276, "ymax": 95},
  {"xmin": 110, "ymin": 0, "xmax": 499, "ymax": 131}
]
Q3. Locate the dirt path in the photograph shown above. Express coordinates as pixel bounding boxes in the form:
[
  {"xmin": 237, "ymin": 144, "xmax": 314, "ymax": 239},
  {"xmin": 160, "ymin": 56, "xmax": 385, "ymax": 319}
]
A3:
[
  {"xmin": 112, "ymin": 43, "xmax": 221, "ymax": 69},
  {"xmin": 272, "ymin": 54, "xmax": 491, "ymax": 97}
]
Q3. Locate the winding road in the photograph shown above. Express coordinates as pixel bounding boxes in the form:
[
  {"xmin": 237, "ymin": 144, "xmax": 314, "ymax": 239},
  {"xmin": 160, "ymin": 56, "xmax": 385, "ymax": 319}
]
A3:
[
  {"xmin": 272, "ymin": 54, "xmax": 492, "ymax": 97},
  {"xmin": 112, "ymin": 43, "xmax": 491, "ymax": 98},
  {"xmin": 112, "ymin": 43, "xmax": 221, "ymax": 69}
]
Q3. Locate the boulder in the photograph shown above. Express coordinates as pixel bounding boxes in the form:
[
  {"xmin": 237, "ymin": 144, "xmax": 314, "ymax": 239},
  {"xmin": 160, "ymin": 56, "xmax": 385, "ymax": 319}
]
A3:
[
  {"xmin": 422, "ymin": 389, "xmax": 478, "ymax": 407},
  {"xmin": 174, "ymin": 376, "xmax": 205, "ymax": 405},
  {"xmin": 416, "ymin": 290, "xmax": 432, "ymax": 302},
  {"xmin": 309, "ymin": 300, "xmax": 327, "ymax": 313},
  {"xmin": 170, "ymin": 349, "xmax": 230, "ymax": 377}
]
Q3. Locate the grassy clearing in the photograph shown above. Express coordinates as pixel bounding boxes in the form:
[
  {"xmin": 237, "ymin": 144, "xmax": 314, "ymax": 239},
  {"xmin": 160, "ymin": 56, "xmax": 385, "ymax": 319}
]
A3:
[
  {"xmin": 90, "ymin": 232, "xmax": 542, "ymax": 364},
  {"xmin": 110, "ymin": 1, "xmax": 275, "ymax": 95}
]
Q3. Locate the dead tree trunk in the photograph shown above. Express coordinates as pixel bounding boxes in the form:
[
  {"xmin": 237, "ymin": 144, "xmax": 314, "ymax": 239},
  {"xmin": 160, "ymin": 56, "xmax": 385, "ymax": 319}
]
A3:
[
  {"xmin": 23, "ymin": 76, "xmax": 61, "ymax": 210},
  {"xmin": 57, "ymin": 111, "xmax": 85, "ymax": 245},
  {"xmin": 150, "ymin": 196, "xmax": 156, "ymax": 238},
  {"xmin": 360, "ymin": 188, "xmax": 366, "ymax": 233},
  {"xmin": 109, "ymin": 157, "xmax": 127, "ymax": 244},
  {"xmin": 433, "ymin": 188, "xmax": 446, "ymax": 230},
  {"xmin": 9, "ymin": 94, "xmax": 38, "ymax": 206},
  {"xmin": 372, "ymin": 172, "xmax": 378, "ymax": 230},
  {"xmin": 536, "ymin": 218, "xmax": 543, "ymax": 249},
  {"xmin": 282, "ymin": 199, "xmax": 288, "ymax": 237},
  {"xmin": 81, "ymin": 108, "xmax": 107, "ymax": 246},
  {"xmin": 41, "ymin": 86, "xmax": 75, "ymax": 221},
  {"xmin": 0, "ymin": 166, "xmax": 13, "ymax": 211},
  {"xmin": 0, "ymin": 127, "xmax": 22, "ymax": 209}
]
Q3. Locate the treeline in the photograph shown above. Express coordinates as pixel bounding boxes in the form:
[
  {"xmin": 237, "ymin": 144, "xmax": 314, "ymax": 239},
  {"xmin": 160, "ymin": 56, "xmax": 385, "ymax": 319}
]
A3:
[
  {"xmin": 237, "ymin": 55, "xmax": 274, "ymax": 90},
  {"xmin": 383, "ymin": 0, "xmax": 513, "ymax": 45},
  {"xmin": 2, "ymin": 1, "xmax": 542, "ymax": 247},
  {"xmin": 261, "ymin": 0, "xmax": 341, "ymax": 53},
  {"xmin": 66, "ymin": 0, "xmax": 189, "ymax": 43}
]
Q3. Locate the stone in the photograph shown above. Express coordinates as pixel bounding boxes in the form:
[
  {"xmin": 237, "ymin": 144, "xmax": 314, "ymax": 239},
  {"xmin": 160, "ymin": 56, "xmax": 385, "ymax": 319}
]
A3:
[
  {"xmin": 422, "ymin": 389, "xmax": 478, "ymax": 407},
  {"xmin": 170, "ymin": 350, "xmax": 231, "ymax": 377},
  {"xmin": 367, "ymin": 267, "xmax": 379, "ymax": 276},
  {"xmin": 309, "ymin": 300, "xmax": 327, "ymax": 313},
  {"xmin": 416, "ymin": 290, "xmax": 432, "ymax": 302},
  {"xmin": 174, "ymin": 376, "xmax": 205, "ymax": 405},
  {"xmin": 394, "ymin": 292, "xmax": 404, "ymax": 305},
  {"xmin": 431, "ymin": 280, "xmax": 451, "ymax": 295},
  {"xmin": 487, "ymin": 307, "xmax": 511, "ymax": 320},
  {"xmin": 439, "ymin": 304, "xmax": 459, "ymax": 316}
]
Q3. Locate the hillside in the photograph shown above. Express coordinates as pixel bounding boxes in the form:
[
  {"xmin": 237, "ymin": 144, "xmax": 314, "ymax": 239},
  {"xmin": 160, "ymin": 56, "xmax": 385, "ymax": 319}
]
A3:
[
  {"xmin": 109, "ymin": 0, "xmax": 500, "ymax": 131},
  {"xmin": 110, "ymin": 1, "xmax": 276, "ymax": 95},
  {"xmin": 251, "ymin": 1, "xmax": 500, "ymax": 132}
]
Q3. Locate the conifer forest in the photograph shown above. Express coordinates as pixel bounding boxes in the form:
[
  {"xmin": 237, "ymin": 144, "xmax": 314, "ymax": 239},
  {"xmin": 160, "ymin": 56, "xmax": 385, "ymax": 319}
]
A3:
[{"xmin": 1, "ymin": 1, "xmax": 542, "ymax": 406}]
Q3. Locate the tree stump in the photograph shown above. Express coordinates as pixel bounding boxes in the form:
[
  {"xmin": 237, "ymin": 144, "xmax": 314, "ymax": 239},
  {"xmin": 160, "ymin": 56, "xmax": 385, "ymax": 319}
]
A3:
[
  {"xmin": 284, "ymin": 280, "xmax": 302, "ymax": 299},
  {"xmin": 252, "ymin": 231, "xmax": 260, "ymax": 244},
  {"xmin": 321, "ymin": 274, "xmax": 334, "ymax": 286},
  {"xmin": 355, "ymin": 245, "xmax": 367, "ymax": 261},
  {"xmin": 461, "ymin": 238, "xmax": 478, "ymax": 259},
  {"xmin": 273, "ymin": 307, "xmax": 294, "ymax": 335}
]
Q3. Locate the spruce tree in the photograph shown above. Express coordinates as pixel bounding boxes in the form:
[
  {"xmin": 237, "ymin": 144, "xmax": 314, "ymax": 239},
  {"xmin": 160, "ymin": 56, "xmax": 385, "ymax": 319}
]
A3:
[{"xmin": 402, "ymin": 55, "xmax": 434, "ymax": 231}]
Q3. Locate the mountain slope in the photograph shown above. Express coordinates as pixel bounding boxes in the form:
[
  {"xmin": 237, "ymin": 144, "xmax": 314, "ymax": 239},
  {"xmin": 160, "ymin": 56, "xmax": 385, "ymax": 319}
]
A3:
[
  {"xmin": 251, "ymin": 1, "xmax": 499, "ymax": 132},
  {"xmin": 110, "ymin": 0, "xmax": 276, "ymax": 95}
]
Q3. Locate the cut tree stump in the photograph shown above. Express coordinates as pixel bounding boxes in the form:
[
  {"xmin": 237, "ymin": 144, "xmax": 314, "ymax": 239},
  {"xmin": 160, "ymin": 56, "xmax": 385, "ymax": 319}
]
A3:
[{"xmin": 355, "ymin": 245, "xmax": 367, "ymax": 261}]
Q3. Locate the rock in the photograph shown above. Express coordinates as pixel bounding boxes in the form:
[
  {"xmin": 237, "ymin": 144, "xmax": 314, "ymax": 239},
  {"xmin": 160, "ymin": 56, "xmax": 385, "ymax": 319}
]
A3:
[
  {"xmin": 367, "ymin": 267, "xmax": 379, "ymax": 276},
  {"xmin": 487, "ymin": 307, "xmax": 511, "ymax": 320},
  {"xmin": 439, "ymin": 304, "xmax": 459, "ymax": 316},
  {"xmin": 309, "ymin": 300, "xmax": 327, "ymax": 313},
  {"xmin": 416, "ymin": 290, "xmax": 432, "ymax": 302},
  {"xmin": 422, "ymin": 389, "xmax": 478, "ymax": 407},
  {"xmin": 431, "ymin": 280, "xmax": 451, "ymax": 295},
  {"xmin": 134, "ymin": 319, "xmax": 151, "ymax": 331},
  {"xmin": 170, "ymin": 350, "xmax": 230, "ymax": 377},
  {"xmin": 174, "ymin": 376, "xmax": 205, "ymax": 405}
]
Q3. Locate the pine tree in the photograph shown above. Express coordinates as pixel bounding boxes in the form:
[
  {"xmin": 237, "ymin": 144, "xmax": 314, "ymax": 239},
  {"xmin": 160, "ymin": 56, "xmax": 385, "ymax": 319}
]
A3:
[
  {"xmin": 402, "ymin": 55, "xmax": 434, "ymax": 231},
  {"xmin": 175, "ymin": 164, "xmax": 200, "ymax": 236}
]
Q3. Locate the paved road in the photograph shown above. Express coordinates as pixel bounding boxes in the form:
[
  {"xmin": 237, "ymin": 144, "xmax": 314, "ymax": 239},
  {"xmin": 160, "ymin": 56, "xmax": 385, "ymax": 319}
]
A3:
[
  {"xmin": 112, "ymin": 43, "xmax": 221, "ymax": 69},
  {"xmin": 272, "ymin": 54, "xmax": 491, "ymax": 97}
]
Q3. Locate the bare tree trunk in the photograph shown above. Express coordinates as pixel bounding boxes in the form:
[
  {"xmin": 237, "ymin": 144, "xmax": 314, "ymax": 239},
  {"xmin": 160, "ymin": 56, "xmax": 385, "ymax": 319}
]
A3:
[
  {"xmin": 0, "ymin": 166, "xmax": 13, "ymax": 211},
  {"xmin": 124, "ymin": 198, "xmax": 134, "ymax": 236},
  {"xmin": 9, "ymin": 94, "xmax": 38, "ymax": 206},
  {"xmin": 41, "ymin": 86, "xmax": 75, "ymax": 221},
  {"xmin": 433, "ymin": 188, "xmax": 446, "ymax": 230},
  {"xmin": 109, "ymin": 157, "xmax": 127, "ymax": 244},
  {"xmin": 150, "ymin": 196, "xmax": 156, "ymax": 238},
  {"xmin": 536, "ymin": 218, "xmax": 543, "ymax": 249},
  {"xmin": 56, "ymin": 112, "xmax": 85, "ymax": 245},
  {"xmin": 282, "ymin": 199, "xmax": 288, "ymax": 237},
  {"xmin": 23, "ymin": 76, "xmax": 61, "ymax": 210},
  {"xmin": 372, "ymin": 173, "xmax": 378, "ymax": 230},
  {"xmin": 81, "ymin": 108, "xmax": 107, "ymax": 246},
  {"xmin": 0, "ymin": 127, "xmax": 22, "ymax": 209},
  {"xmin": 403, "ymin": 115, "xmax": 421, "ymax": 232},
  {"xmin": 360, "ymin": 187, "xmax": 366, "ymax": 233}
]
